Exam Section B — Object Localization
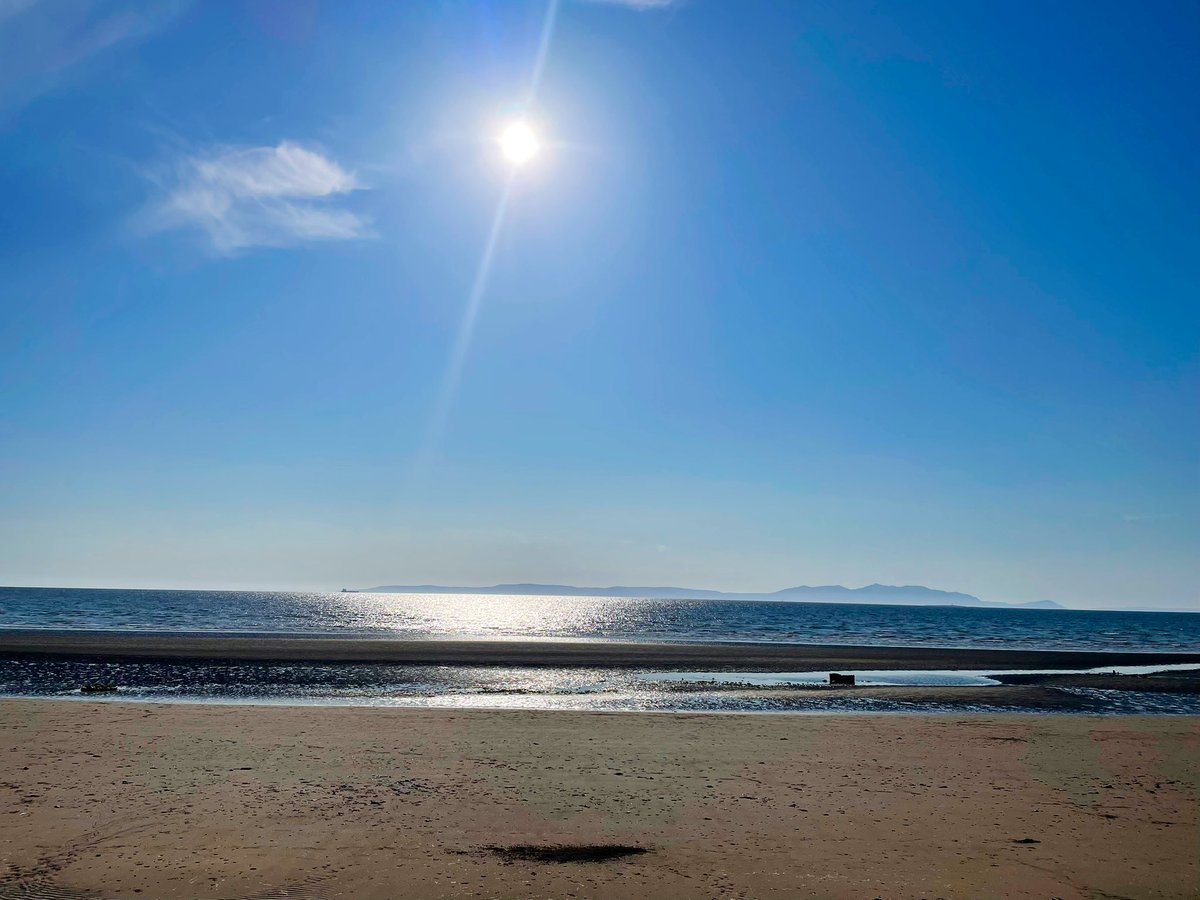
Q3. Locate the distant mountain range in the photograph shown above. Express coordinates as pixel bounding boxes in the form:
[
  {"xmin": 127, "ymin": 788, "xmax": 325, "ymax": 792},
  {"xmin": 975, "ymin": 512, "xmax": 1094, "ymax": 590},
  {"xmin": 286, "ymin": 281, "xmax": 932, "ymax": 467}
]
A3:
[{"xmin": 362, "ymin": 582, "xmax": 1064, "ymax": 610}]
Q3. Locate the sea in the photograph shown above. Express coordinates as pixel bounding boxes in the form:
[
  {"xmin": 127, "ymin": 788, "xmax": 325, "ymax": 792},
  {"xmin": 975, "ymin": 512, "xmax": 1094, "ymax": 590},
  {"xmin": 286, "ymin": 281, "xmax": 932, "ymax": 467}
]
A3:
[{"xmin": 1, "ymin": 586, "xmax": 1197, "ymax": 714}]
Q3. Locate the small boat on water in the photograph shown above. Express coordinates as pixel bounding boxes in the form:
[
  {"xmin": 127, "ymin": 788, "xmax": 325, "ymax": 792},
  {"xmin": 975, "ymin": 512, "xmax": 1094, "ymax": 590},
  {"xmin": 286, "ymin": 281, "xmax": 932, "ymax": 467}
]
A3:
[{"xmin": 340, "ymin": 588, "xmax": 359, "ymax": 593}]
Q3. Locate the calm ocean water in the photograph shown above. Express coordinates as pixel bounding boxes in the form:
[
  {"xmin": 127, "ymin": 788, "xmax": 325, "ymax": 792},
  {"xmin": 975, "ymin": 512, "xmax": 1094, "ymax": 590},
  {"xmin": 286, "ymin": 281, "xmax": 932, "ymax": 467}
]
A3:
[
  {"xmin": 1, "ymin": 586, "xmax": 1198, "ymax": 651},
  {"xmin": 2, "ymin": 587, "xmax": 1197, "ymax": 713}
]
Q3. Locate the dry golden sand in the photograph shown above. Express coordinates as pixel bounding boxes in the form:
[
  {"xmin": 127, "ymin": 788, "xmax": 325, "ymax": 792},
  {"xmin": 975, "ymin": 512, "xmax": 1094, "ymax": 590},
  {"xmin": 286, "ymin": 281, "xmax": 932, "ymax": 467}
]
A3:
[{"xmin": 1, "ymin": 701, "xmax": 1196, "ymax": 899}]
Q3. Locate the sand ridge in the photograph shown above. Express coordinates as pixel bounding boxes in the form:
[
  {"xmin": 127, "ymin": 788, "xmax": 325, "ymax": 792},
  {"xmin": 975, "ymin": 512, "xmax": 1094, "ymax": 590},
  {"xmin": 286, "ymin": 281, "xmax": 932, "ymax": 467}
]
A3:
[{"xmin": 3, "ymin": 630, "xmax": 1200, "ymax": 671}]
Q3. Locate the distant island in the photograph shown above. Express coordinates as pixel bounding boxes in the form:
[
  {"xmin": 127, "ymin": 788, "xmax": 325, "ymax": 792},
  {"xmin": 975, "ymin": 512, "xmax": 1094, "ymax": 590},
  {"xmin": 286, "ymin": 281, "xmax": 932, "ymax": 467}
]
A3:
[{"xmin": 362, "ymin": 582, "xmax": 1063, "ymax": 610}]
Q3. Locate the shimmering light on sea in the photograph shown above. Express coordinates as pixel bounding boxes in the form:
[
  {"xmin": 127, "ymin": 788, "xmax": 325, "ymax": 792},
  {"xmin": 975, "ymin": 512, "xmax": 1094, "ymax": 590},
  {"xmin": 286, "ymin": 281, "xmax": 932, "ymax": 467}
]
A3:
[{"xmin": 4, "ymin": 587, "xmax": 1200, "ymax": 653}]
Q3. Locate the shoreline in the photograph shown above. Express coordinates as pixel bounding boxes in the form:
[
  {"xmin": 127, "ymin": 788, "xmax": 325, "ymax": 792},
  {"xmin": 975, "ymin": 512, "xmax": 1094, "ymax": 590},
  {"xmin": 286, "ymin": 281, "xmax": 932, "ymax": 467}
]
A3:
[
  {"xmin": 0, "ymin": 683, "xmax": 1171, "ymax": 712},
  {"xmin": 3, "ymin": 629, "xmax": 1200, "ymax": 670},
  {"xmin": 5, "ymin": 674, "xmax": 1198, "ymax": 713}
]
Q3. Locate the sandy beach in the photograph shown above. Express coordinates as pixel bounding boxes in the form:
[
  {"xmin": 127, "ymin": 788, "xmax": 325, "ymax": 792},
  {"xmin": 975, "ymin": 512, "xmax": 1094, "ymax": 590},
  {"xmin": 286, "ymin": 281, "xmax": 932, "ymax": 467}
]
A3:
[{"xmin": 1, "ymin": 700, "xmax": 1196, "ymax": 899}]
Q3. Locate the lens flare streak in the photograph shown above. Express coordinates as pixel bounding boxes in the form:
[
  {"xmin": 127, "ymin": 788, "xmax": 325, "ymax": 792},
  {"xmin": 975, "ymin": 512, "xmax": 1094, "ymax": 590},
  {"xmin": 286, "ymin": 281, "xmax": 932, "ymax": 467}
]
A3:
[
  {"xmin": 421, "ymin": 170, "xmax": 517, "ymax": 462},
  {"xmin": 418, "ymin": 0, "xmax": 559, "ymax": 467}
]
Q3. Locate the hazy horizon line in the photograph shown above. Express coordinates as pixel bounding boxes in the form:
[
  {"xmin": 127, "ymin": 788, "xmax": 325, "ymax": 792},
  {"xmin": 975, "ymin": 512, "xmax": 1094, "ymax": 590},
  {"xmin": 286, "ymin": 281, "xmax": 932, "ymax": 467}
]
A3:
[{"xmin": 0, "ymin": 581, "xmax": 1196, "ymax": 614}]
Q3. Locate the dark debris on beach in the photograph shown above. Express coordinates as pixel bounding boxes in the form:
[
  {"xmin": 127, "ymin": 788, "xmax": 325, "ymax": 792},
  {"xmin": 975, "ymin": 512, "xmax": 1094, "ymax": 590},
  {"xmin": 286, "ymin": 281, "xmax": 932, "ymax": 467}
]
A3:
[{"xmin": 485, "ymin": 844, "xmax": 650, "ymax": 864}]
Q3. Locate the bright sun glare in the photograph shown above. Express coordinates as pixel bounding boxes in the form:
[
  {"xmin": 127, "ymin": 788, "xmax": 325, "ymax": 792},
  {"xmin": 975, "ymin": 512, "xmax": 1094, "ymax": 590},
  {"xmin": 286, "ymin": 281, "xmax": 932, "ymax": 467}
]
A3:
[{"xmin": 499, "ymin": 122, "xmax": 539, "ymax": 165}]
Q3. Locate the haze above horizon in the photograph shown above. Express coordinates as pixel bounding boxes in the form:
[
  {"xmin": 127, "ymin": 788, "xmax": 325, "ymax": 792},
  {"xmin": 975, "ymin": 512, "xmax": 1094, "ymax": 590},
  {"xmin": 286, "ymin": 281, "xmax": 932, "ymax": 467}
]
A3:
[{"xmin": 1, "ymin": 1, "xmax": 1196, "ymax": 611}]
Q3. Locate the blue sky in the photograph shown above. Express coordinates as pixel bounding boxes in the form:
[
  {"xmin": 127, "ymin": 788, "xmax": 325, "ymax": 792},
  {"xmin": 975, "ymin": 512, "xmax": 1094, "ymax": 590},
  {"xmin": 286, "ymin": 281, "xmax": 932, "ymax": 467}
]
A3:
[{"xmin": 0, "ymin": 0, "xmax": 1196, "ymax": 609}]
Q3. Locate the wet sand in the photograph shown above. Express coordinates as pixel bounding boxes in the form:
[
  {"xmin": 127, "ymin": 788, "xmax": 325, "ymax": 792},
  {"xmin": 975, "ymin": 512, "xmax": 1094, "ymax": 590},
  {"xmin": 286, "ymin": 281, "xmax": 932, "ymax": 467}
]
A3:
[
  {"xmin": 663, "ymin": 683, "xmax": 1111, "ymax": 709},
  {"xmin": 1, "ymin": 700, "xmax": 1197, "ymax": 899},
  {"xmin": 991, "ymin": 669, "xmax": 1200, "ymax": 694},
  {"xmin": 3, "ymin": 629, "xmax": 1199, "ymax": 671}
]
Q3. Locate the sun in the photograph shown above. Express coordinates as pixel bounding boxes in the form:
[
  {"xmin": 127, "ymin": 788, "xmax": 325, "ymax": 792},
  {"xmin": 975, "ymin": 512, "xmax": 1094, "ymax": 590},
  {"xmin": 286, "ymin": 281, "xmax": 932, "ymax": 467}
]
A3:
[{"xmin": 499, "ymin": 121, "xmax": 539, "ymax": 165}]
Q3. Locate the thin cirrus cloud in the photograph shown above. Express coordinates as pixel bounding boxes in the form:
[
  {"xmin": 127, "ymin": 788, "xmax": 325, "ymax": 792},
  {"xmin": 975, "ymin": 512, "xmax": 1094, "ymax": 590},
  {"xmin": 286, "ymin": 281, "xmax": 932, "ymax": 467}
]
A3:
[
  {"xmin": 578, "ymin": 0, "xmax": 677, "ymax": 9},
  {"xmin": 151, "ymin": 141, "xmax": 372, "ymax": 254},
  {"xmin": 0, "ymin": 0, "xmax": 186, "ymax": 111}
]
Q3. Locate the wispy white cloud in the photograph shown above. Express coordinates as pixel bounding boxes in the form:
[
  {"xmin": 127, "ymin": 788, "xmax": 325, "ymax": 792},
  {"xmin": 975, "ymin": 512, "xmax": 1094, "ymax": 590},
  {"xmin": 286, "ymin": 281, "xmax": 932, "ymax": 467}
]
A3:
[
  {"xmin": 0, "ymin": 0, "xmax": 39, "ymax": 25},
  {"xmin": 149, "ymin": 141, "xmax": 372, "ymax": 254},
  {"xmin": 0, "ymin": 0, "xmax": 186, "ymax": 110},
  {"xmin": 577, "ymin": 0, "xmax": 677, "ymax": 10}
]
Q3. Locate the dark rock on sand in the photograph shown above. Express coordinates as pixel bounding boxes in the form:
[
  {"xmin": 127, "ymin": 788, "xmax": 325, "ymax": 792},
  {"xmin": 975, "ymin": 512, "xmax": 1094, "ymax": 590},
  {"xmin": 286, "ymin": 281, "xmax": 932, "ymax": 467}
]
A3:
[
  {"xmin": 79, "ymin": 683, "xmax": 118, "ymax": 694},
  {"xmin": 487, "ymin": 844, "xmax": 650, "ymax": 864}
]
